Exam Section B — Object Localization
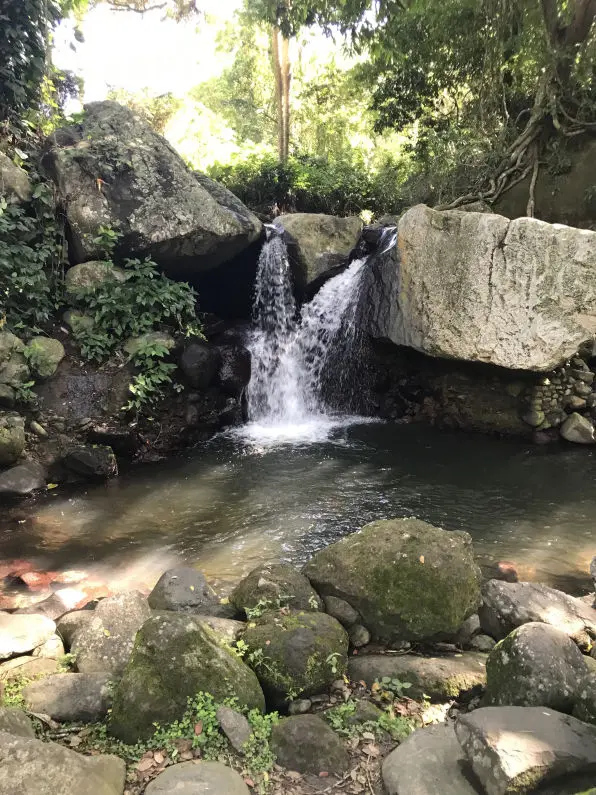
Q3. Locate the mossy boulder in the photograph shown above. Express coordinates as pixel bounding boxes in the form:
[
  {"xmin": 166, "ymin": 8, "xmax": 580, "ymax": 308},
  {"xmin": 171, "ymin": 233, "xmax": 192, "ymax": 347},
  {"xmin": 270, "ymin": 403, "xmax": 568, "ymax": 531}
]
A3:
[
  {"xmin": 109, "ymin": 614, "xmax": 265, "ymax": 743},
  {"xmin": 25, "ymin": 337, "xmax": 65, "ymax": 379},
  {"xmin": 241, "ymin": 610, "xmax": 348, "ymax": 704},
  {"xmin": 65, "ymin": 261, "xmax": 126, "ymax": 294},
  {"xmin": 271, "ymin": 714, "xmax": 350, "ymax": 775},
  {"xmin": 485, "ymin": 622, "xmax": 588, "ymax": 712},
  {"xmin": 0, "ymin": 332, "xmax": 25, "ymax": 364},
  {"xmin": 573, "ymin": 672, "xmax": 596, "ymax": 725},
  {"xmin": 304, "ymin": 518, "xmax": 481, "ymax": 643},
  {"xmin": 123, "ymin": 331, "xmax": 176, "ymax": 358},
  {"xmin": 0, "ymin": 412, "xmax": 25, "ymax": 466},
  {"xmin": 230, "ymin": 563, "xmax": 322, "ymax": 617}
]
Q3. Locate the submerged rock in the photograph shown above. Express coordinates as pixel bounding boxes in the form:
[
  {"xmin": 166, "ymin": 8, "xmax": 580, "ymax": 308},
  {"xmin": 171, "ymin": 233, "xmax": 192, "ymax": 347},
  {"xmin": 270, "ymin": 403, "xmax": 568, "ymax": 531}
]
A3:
[
  {"xmin": 230, "ymin": 563, "xmax": 322, "ymax": 616},
  {"xmin": 455, "ymin": 706, "xmax": 596, "ymax": 795},
  {"xmin": 485, "ymin": 622, "xmax": 588, "ymax": 712},
  {"xmin": 270, "ymin": 715, "xmax": 350, "ymax": 775},
  {"xmin": 109, "ymin": 614, "xmax": 264, "ymax": 743},
  {"xmin": 241, "ymin": 610, "xmax": 348, "ymax": 703},
  {"xmin": 304, "ymin": 518, "xmax": 481, "ymax": 643}
]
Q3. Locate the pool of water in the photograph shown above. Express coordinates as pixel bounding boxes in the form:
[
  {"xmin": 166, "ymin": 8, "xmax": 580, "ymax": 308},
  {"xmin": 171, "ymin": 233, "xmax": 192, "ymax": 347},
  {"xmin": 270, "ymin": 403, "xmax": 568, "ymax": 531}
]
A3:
[{"xmin": 1, "ymin": 422, "xmax": 595, "ymax": 596}]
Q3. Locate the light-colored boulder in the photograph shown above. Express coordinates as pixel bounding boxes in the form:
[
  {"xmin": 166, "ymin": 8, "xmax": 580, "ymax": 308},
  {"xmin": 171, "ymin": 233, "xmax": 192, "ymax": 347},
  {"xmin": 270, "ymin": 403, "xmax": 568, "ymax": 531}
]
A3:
[
  {"xmin": 561, "ymin": 412, "xmax": 596, "ymax": 444},
  {"xmin": 65, "ymin": 261, "xmax": 126, "ymax": 294},
  {"xmin": 0, "ymin": 656, "xmax": 61, "ymax": 681},
  {"xmin": 145, "ymin": 761, "xmax": 250, "ymax": 795},
  {"xmin": 23, "ymin": 672, "xmax": 113, "ymax": 722},
  {"xmin": 0, "ymin": 707, "xmax": 35, "ymax": 738},
  {"xmin": 45, "ymin": 101, "xmax": 261, "ymax": 271},
  {"xmin": 0, "ymin": 153, "xmax": 31, "ymax": 203},
  {"xmin": 0, "ymin": 413, "xmax": 25, "ymax": 466},
  {"xmin": 455, "ymin": 706, "xmax": 596, "ymax": 795},
  {"xmin": 275, "ymin": 213, "xmax": 363, "ymax": 292},
  {"xmin": 0, "ymin": 333, "xmax": 25, "ymax": 364},
  {"xmin": 0, "ymin": 731, "xmax": 125, "ymax": 795},
  {"xmin": 365, "ymin": 204, "xmax": 596, "ymax": 371},
  {"xmin": 0, "ymin": 612, "xmax": 56, "ymax": 659},
  {"xmin": 24, "ymin": 337, "xmax": 65, "ymax": 379}
]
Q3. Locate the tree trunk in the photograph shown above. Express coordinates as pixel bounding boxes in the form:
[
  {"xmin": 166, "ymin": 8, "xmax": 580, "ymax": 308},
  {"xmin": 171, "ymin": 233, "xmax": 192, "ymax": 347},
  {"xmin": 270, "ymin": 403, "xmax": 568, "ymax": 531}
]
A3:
[{"xmin": 280, "ymin": 33, "xmax": 291, "ymax": 161}]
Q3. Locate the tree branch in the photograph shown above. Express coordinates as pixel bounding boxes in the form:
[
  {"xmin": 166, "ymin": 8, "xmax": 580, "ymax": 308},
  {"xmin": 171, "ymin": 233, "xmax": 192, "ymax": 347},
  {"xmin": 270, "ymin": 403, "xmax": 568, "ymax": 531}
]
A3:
[
  {"xmin": 563, "ymin": 0, "xmax": 596, "ymax": 46},
  {"xmin": 541, "ymin": 0, "xmax": 560, "ymax": 44}
]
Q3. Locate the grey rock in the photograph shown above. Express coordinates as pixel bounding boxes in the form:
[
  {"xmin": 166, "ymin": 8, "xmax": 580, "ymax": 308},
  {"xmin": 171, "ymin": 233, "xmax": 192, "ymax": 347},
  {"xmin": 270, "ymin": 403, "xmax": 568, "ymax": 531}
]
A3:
[
  {"xmin": 23, "ymin": 672, "xmax": 113, "ymax": 722},
  {"xmin": 24, "ymin": 337, "xmax": 65, "ymax": 379},
  {"xmin": 479, "ymin": 579, "xmax": 596, "ymax": 645},
  {"xmin": 45, "ymin": 101, "xmax": 261, "ymax": 271},
  {"xmin": 0, "ymin": 461, "xmax": 46, "ymax": 500},
  {"xmin": 63, "ymin": 445, "xmax": 118, "ymax": 480},
  {"xmin": 455, "ymin": 706, "xmax": 596, "ymax": 795},
  {"xmin": 145, "ymin": 760, "xmax": 250, "ymax": 795},
  {"xmin": 572, "ymin": 671, "xmax": 596, "ymax": 724},
  {"xmin": 561, "ymin": 412, "xmax": 596, "ymax": 444},
  {"xmin": 231, "ymin": 563, "xmax": 322, "ymax": 615},
  {"xmin": 0, "ymin": 413, "xmax": 25, "ymax": 466},
  {"xmin": 455, "ymin": 614, "xmax": 481, "ymax": 647},
  {"xmin": 216, "ymin": 705, "xmax": 251, "ymax": 753},
  {"xmin": 0, "ymin": 332, "xmax": 24, "ymax": 364},
  {"xmin": 345, "ymin": 700, "xmax": 384, "ymax": 727},
  {"xmin": 288, "ymin": 698, "xmax": 312, "ymax": 715},
  {"xmin": 0, "ymin": 613, "xmax": 56, "ymax": 660},
  {"xmin": 468, "ymin": 634, "xmax": 496, "ymax": 652},
  {"xmin": 0, "ymin": 707, "xmax": 35, "ymax": 738},
  {"xmin": 485, "ymin": 622, "xmax": 588, "ymax": 712},
  {"xmin": 179, "ymin": 341, "xmax": 221, "ymax": 390},
  {"xmin": 323, "ymin": 595, "xmax": 359, "ymax": 627},
  {"xmin": 271, "ymin": 715, "xmax": 350, "ymax": 775},
  {"xmin": 71, "ymin": 591, "xmax": 150, "ymax": 676},
  {"xmin": 217, "ymin": 344, "xmax": 251, "ymax": 399},
  {"xmin": 0, "ymin": 656, "xmax": 60, "ymax": 681},
  {"xmin": 0, "ymin": 153, "xmax": 31, "ymax": 203},
  {"xmin": 56, "ymin": 609, "xmax": 93, "ymax": 649},
  {"xmin": 0, "ymin": 384, "xmax": 15, "ymax": 409},
  {"xmin": 32, "ymin": 633, "xmax": 65, "ymax": 659},
  {"xmin": 148, "ymin": 567, "xmax": 218, "ymax": 613},
  {"xmin": 348, "ymin": 624, "xmax": 370, "ymax": 648},
  {"xmin": 65, "ymin": 261, "xmax": 127, "ymax": 294},
  {"xmin": 382, "ymin": 722, "xmax": 482, "ymax": 795},
  {"xmin": 15, "ymin": 593, "xmax": 75, "ymax": 621},
  {"xmin": 348, "ymin": 652, "xmax": 486, "ymax": 700},
  {"xmin": 0, "ymin": 731, "xmax": 125, "ymax": 795},
  {"xmin": 364, "ymin": 205, "xmax": 596, "ymax": 371}
]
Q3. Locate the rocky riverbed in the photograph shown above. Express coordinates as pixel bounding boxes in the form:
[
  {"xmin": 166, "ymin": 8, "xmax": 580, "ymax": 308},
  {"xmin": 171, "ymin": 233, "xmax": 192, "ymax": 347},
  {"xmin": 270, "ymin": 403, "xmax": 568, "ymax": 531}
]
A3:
[{"xmin": 1, "ymin": 517, "xmax": 595, "ymax": 795}]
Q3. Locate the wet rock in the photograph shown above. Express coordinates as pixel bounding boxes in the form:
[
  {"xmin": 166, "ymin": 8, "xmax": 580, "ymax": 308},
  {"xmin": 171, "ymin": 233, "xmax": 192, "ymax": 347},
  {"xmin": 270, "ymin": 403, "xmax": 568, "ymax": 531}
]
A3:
[
  {"xmin": 485, "ymin": 622, "xmax": 588, "ymax": 712},
  {"xmin": 216, "ymin": 705, "xmax": 251, "ymax": 753},
  {"xmin": 0, "ymin": 707, "xmax": 35, "ymax": 738},
  {"xmin": 479, "ymin": 579, "xmax": 596, "ymax": 645},
  {"xmin": 0, "ymin": 152, "xmax": 32, "ymax": 203},
  {"xmin": 382, "ymin": 723, "xmax": 481, "ymax": 795},
  {"xmin": 148, "ymin": 567, "xmax": 219, "ymax": 613},
  {"xmin": 0, "ymin": 731, "xmax": 125, "ymax": 795},
  {"xmin": 493, "ymin": 561, "xmax": 519, "ymax": 583},
  {"xmin": 304, "ymin": 518, "xmax": 481, "ymax": 643},
  {"xmin": 109, "ymin": 614, "xmax": 264, "ymax": 743},
  {"xmin": 0, "ymin": 461, "xmax": 46, "ymax": 500},
  {"xmin": 179, "ymin": 341, "xmax": 221, "ymax": 390},
  {"xmin": 455, "ymin": 706, "xmax": 596, "ymax": 795},
  {"xmin": 561, "ymin": 412, "xmax": 596, "ymax": 444},
  {"xmin": 271, "ymin": 715, "xmax": 350, "ymax": 775},
  {"xmin": 0, "ymin": 613, "xmax": 56, "ymax": 659},
  {"xmin": 242, "ymin": 610, "xmax": 348, "ymax": 704},
  {"xmin": 63, "ymin": 445, "xmax": 118, "ymax": 480},
  {"xmin": 572, "ymin": 671, "xmax": 596, "ymax": 724},
  {"xmin": 0, "ymin": 413, "xmax": 25, "ymax": 466},
  {"xmin": 71, "ymin": 591, "xmax": 150, "ymax": 676},
  {"xmin": 217, "ymin": 344, "xmax": 251, "ymax": 398},
  {"xmin": 24, "ymin": 337, "xmax": 65, "ymax": 379},
  {"xmin": 145, "ymin": 760, "xmax": 250, "ymax": 795},
  {"xmin": 0, "ymin": 656, "xmax": 61, "ymax": 681},
  {"xmin": 323, "ymin": 595, "xmax": 359, "ymax": 628},
  {"xmin": 23, "ymin": 672, "xmax": 113, "ymax": 722},
  {"xmin": 348, "ymin": 652, "xmax": 486, "ymax": 701},
  {"xmin": 64, "ymin": 261, "xmax": 126, "ymax": 293},
  {"xmin": 230, "ymin": 563, "xmax": 322, "ymax": 616}
]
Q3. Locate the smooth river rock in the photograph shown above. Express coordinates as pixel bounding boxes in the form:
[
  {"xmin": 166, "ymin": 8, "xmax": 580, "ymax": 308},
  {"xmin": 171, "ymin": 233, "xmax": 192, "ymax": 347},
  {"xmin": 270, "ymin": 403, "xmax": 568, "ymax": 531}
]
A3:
[
  {"xmin": 0, "ymin": 613, "xmax": 56, "ymax": 659},
  {"xmin": 365, "ymin": 204, "xmax": 596, "ymax": 371},
  {"xmin": 145, "ymin": 761, "xmax": 250, "ymax": 795}
]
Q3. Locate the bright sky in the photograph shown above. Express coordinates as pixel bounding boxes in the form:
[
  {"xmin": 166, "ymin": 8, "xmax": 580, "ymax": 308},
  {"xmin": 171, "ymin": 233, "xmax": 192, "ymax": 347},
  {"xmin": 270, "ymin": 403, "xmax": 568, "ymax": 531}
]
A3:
[{"xmin": 54, "ymin": 0, "xmax": 242, "ymax": 102}]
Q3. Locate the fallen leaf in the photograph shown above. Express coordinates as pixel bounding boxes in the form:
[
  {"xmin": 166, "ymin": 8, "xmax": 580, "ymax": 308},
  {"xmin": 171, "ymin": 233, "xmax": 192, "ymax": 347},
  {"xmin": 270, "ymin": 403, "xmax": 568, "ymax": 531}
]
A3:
[
  {"xmin": 363, "ymin": 743, "xmax": 380, "ymax": 757},
  {"xmin": 153, "ymin": 751, "xmax": 165, "ymax": 765},
  {"xmin": 136, "ymin": 758, "xmax": 154, "ymax": 772}
]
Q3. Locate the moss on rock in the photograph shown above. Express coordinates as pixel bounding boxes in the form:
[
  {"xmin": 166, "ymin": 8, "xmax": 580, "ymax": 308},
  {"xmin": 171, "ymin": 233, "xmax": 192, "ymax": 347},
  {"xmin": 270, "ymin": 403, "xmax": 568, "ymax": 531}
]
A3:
[{"xmin": 230, "ymin": 563, "xmax": 322, "ymax": 616}]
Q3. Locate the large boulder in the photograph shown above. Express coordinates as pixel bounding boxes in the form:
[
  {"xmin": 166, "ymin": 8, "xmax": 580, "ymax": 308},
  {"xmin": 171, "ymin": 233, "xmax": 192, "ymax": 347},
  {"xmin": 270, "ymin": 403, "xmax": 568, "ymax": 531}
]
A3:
[
  {"xmin": 573, "ymin": 672, "xmax": 596, "ymax": 724},
  {"xmin": 147, "ymin": 567, "xmax": 219, "ymax": 613},
  {"xmin": 44, "ymin": 101, "xmax": 262, "ymax": 274},
  {"xmin": 455, "ymin": 706, "xmax": 596, "ymax": 795},
  {"xmin": 0, "ymin": 413, "xmax": 25, "ymax": 466},
  {"xmin": 241, "ymin": 610, "xmax": 348, "ymax": 703},
  {"xmin": 0, "ymin": 731, "xmax": 125, "ymax": 795},
  {"xmin": 270, "ymin": 715, "xmax": 350, "ymax": 775},
  {"xmin": 479, "ymin": 579, "xmax": 596, "ymax": 645},
  {"xmin": 70, "ymin": 591, "xmax": 151, "ymax": 676},
  {"xmin": 0, "ymin": 613, "xmax": 56, "ymax": 659},
  {"xmin": 275, "ymin": 213, "xmax": 363, "ymax": 293},
  {"xmin": 179, "ymin": 340, "xmax": 221, "ymax": 390},
  {"xmin": 65, "ymin": 261, "xmax": 126, "ymax": 294},
  {"xmin": 109, "ymin": 614, "xmax": 265, "ymax": 743},
  {"xmin": 485, "ymin": 622, "xmax": 588, "ymax": 712},
  {"xmin": 23, "ymin": 672, "xmax": 113, "ymax": 722},
  {"xmin": 230, "ymin": 563, "xmax": 322, "ymax": 616},
  {"xmin": 304, "ymin": 518, "xmax": 481, "ymax": 643},
  {"xmin": 365, "ymin": 204, "xmax": 596, "ymax": 371},
  {"xmin": 0, "ymin": 461, "xmax": 46, "ymax": 500},
  {"xmin": 0, "ymin": 707, "xmax": 35, "ymax": 738},
  {"xmin": 24, "ymin": 337, "xmax": 65, "ymax": 379},
  {"xmin": 145, "ymin": 760, "xmax": 250, "ymax": 795},
  {"xmin": 0, "ymin": 153, "xmax": 31, "ymax": 203}
]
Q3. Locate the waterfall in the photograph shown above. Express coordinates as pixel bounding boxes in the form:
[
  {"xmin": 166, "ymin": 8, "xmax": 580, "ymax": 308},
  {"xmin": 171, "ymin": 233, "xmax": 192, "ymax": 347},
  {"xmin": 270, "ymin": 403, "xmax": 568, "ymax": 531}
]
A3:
[{"xmin": 243, "ymin": 226, "xmax": 381, "ymax": 443}]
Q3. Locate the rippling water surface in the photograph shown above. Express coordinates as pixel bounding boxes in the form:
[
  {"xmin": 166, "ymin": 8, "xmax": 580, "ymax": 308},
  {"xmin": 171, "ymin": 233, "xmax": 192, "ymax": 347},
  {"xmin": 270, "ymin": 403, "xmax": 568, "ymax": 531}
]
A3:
[{"xmin": 1, "ymin": 422, "xmax": 595, "ymax": 595}]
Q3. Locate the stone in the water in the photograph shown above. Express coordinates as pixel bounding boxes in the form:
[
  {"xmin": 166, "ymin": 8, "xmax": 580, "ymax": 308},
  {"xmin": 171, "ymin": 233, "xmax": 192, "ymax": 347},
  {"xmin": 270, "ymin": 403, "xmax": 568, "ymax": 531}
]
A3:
[
  {"xmin": 0, "ymin": 730, "xmax": 125, "ymax": 795},
  {"xmin": 0, "ymin": 707, "xmax": 35, "ymax": 738},
  {"xmin": 348, "ymin": 652, "xmax": 486, "ymax": 701},
  {"xmin": 148, "ymin": 567, "xmax": 219, "ymax": 613},
  {"xmin": 485, "ymin": 622, "xmax": 588, "ymax": 712},
  {"xmin": 23, "ymin": 672, "xmax": 113, "ymax": 723},
  {"xmin": 572, "ymin": 672, "xmax": 596, "ymax": 724},
  {"xmin": 455, "ymin": 706, "xmax": 596, "ymax": 795},
  {"xmin": 479, "ymin": 579, "xmax": 596, "ymax": 645},
  {"xmin": 270, "ymin": 715, "xmax": 350, "ymax": 775},
  {"xmin": 241, "ymin": 610, "xmax": 348, "ymax": 703},
  {"xmin": 561, "ymin": 412, "xmax": 596, "ymax": 443},
  {"xmin": 145, "ymin": 760, "xmax": 250, "ymax": 795},
  {"xmin": 71, "ymin": 591, "xmax": 150, "ymax": 676},
  {"xmin": 382, "ymin": 722, "xmax": 482, "ymax": 795},
  {"xmin": 0, "ymin": 612, "xmax": 56, "ymax": 660},
  {"xmin": 304, "ymin": 518, "xmax": 481, "ymax": 643},
  {"xmin": 216, "ymin": 705, "xmax": 251, "ymax": 753},
  {"xmin": 230, "ymin": 563, "xmax": 322, "ymax": 615},
  {"xmin": 109, "ymin": 614, "xmax": 264, "ymax": 743}
]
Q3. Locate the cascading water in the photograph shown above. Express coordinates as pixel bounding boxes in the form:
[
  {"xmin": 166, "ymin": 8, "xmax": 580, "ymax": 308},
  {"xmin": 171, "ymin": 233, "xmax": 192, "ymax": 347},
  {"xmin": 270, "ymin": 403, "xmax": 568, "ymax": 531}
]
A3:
[{"xmin": 242, "ymin": 225, "xmax": 394, "ymax": 443}]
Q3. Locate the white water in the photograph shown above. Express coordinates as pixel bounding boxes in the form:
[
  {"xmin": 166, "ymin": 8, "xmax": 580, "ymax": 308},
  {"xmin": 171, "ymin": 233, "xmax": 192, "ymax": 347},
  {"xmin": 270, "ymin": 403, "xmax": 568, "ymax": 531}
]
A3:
[{"xmin": 242, "ymin": 230, "xmax": 370, "ymax": 444}]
